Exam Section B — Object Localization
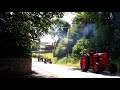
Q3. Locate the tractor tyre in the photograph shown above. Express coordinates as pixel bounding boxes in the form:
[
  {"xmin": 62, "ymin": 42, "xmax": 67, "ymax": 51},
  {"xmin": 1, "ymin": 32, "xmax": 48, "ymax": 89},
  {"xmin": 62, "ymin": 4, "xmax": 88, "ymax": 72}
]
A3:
[
  {"xmin": 93, "ymin": 64, "xmax": 100, "ymax": 73},
  {"xmin": 80, "ymin": 54, "xmax": 90, "ymax": 72},
  {"xmin": 109, "ymin": 63, "xmax": 117, "ymax": 74},
  {"xmin": 99, "ymin": 67, "xmax": 105, "ymax": 72}
]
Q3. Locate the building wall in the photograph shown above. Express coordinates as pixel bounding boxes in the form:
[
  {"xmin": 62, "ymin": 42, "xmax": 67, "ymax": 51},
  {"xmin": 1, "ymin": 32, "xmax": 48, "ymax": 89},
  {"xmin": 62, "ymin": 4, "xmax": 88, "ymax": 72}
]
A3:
[{"xmin": 0, "ymin": 58, "xmax": 32, "ymax": 74}]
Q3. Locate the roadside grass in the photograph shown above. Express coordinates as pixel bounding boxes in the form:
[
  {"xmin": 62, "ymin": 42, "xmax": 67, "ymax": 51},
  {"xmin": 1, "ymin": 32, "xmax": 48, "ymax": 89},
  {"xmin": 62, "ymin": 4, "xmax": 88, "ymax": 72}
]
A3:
[
  {"xmin": 32, "ymin": 52, "xmax": 40, "ymax": 58},
  {"xmin": 32, "ymin": 58, "xmax": 38, "ymax": 61},
  {"xmin": 111, "ymin": 58, "xmax": 120, "ymax": 72},
  {"xmin": 52, "ymin": 56, "xmax": 80, "ymax": 67},
  {"xmin": 41, "ymin": 53, "xmax": 53, "ymax": 59},
  {"xmin": 32, "ymin": 52, "xmax": 53, "ymax": 59}
]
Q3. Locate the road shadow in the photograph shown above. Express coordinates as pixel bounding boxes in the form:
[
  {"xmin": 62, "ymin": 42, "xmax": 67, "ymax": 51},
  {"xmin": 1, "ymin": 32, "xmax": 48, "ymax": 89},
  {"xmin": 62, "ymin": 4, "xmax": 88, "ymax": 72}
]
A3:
[
  {"xmin": 69, "ymin": 67, "xmax": 81, "ymax": 71},
  {"xmin": 30, "ymin": 70, "xmax": 39, "ymax": 74},
  {"xmin": 69, "ymin": 67, "xmax": 120, "ymax": 77},
  {"xmin": 0, "ymin": 70, "xmax": 45, "ymax": 78}
]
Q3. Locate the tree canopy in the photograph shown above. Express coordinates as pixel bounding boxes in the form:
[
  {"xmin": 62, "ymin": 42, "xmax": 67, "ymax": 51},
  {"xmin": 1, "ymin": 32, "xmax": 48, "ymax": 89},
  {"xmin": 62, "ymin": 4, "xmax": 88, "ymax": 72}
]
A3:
[
  {"xmin": 0, "ymin": 12, "xmax": 64, "ymax": 58},
  {"xmin": 53, "ymin": 12, "xmax": 120, "ymax": 61},
  {"xmin": 49, "ymin": 18, "xmax": 70, "ymax": 40}
]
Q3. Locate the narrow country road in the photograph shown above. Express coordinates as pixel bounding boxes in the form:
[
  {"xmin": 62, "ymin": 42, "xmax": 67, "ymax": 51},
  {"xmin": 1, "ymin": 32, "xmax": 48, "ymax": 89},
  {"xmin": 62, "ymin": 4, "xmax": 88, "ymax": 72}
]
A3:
[{"xmin": 32, "ymin": 58, "xmax": 120, "ymax": 78}]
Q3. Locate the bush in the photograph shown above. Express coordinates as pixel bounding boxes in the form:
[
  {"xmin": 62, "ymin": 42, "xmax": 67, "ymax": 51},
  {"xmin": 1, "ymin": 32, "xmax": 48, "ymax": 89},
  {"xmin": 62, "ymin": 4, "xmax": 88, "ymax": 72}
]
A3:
[
  {"xmin": 52, "ymin": 57, "xmax": 59, "ymax": 63},
  {"xmin": 54, "ymin": 38, "xmax": 68, "ymax": 58},
  {"xmin": 72, "ymin": 37, "xmax": 89, "ymax": 59},
  {"xmin": 57, "ymin": 57, "xmax": 67, "ymax": 64}
]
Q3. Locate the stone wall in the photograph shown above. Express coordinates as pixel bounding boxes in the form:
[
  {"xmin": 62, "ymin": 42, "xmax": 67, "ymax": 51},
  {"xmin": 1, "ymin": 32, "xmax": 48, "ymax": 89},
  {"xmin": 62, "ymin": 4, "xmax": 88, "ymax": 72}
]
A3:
[{"xmin": 0, "ymin": 58, "xmax": 32, "ymax": 74}]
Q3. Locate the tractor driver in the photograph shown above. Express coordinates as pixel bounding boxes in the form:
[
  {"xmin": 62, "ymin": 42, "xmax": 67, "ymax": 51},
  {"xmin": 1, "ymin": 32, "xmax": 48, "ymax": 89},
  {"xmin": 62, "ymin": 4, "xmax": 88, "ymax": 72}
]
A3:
[{"xmin": 90, "ymin": 48, "xmax": 96, "ymax": 56}]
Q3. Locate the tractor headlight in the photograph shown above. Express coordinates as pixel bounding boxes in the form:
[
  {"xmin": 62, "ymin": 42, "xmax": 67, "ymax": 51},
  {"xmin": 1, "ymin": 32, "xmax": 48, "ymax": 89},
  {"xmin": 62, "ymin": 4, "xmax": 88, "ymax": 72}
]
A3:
[{"xmin": 96, "ymin": 62, "xmax": 99, "ymax": 65}]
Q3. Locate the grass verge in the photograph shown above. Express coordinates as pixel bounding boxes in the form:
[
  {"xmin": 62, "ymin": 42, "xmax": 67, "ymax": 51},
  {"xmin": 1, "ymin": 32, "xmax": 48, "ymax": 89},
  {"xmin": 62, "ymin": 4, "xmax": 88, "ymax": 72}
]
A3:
[
  {"xmin": 111, "ymin": 58, "xmax": 120, "ymax": 72},
  {"xmin": 32, "ymin": 52, "xmax": 53, "ymax": 59},
  {"xmin": 52, "ymin": 56, "xmax": 80, "ymax": 67}
]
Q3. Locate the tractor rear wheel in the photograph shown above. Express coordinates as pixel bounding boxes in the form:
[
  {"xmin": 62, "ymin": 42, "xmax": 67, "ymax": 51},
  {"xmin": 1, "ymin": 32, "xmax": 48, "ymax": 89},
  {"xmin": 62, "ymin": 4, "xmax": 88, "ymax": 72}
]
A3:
[
  {"xmin": 109, "ymin": 64, "xmax": 117, "ymax": 74},
  {"xmin": 80, "ymin": 54, "xmax": 90, "ymax": 72}
]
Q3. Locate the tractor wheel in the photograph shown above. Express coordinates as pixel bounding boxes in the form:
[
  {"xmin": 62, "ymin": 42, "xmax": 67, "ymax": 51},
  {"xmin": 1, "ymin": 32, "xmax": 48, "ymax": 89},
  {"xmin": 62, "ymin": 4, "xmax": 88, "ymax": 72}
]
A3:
[
  {"xmin": 93, "ymin": 64, "xmax": 100, "ymax": 73},
  {"xmin": 99, "ymin": 67, "xmax": 105, "ymax": 72},
  {"xmin": 109, "ymin": 64, "xmax": 117, "ymax": 74},
  {"xmin": 80, "ymin": 54, "xmax": 90, "ymax": 72}
]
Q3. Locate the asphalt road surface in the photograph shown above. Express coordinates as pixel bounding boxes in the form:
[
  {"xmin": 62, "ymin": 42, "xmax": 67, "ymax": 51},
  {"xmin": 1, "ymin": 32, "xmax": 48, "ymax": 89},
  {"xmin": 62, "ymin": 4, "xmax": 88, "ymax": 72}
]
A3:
[{"xmin": 32, "ymin": 59, "xmax": 120, "ymax": 78}]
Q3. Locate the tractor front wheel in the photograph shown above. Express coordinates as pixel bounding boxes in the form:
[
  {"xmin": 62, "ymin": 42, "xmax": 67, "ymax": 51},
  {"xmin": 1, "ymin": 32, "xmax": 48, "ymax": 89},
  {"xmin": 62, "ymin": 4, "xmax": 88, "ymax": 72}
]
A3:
[
  {"xmin": 80, "ymin": 54, "xmax": 90, "ymax": 72},
  {"xmin": 99, "ymin": 67, "xmax": 105, "ymax": 72},
  {"xmin": 93, "ymin": 63, "xmax": 100, "ymax": 73},
  {"xmin": 109, "ymin": 64, "xmax": 117, "ymax": 74}
]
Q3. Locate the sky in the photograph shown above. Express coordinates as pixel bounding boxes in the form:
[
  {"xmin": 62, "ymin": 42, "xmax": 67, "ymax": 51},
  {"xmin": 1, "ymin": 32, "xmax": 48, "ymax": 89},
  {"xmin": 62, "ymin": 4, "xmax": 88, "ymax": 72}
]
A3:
[
  {"xmin": 40, "ymin": 12, "xmax": 76, "ymax": 43},
  {"xmin": 61, "ymin": 12, "xmax": 75, "ymax": 25}
]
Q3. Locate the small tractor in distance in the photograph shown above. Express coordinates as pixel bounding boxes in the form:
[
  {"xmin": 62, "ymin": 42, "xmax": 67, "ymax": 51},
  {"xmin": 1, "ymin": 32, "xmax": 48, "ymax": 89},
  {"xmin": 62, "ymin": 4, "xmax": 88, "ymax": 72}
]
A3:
[{"xmin": 80, "ymin": 48, "xmax": 117, "ymax": 74}]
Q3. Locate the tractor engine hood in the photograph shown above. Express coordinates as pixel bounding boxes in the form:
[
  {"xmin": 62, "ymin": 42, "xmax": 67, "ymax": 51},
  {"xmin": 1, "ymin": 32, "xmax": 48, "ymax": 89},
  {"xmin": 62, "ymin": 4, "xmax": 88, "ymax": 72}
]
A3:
[{"xmin": 94, "ymin": 53, "xmax": 109, "ymax": 59}]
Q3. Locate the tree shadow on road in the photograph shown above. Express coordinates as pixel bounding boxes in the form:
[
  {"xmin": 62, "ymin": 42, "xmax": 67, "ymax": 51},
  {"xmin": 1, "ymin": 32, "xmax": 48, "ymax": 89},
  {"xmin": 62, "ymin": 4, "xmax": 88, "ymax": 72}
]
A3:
[{"xmin": 0, "ymin": 70, "xmax": 46, "ymax": 78}]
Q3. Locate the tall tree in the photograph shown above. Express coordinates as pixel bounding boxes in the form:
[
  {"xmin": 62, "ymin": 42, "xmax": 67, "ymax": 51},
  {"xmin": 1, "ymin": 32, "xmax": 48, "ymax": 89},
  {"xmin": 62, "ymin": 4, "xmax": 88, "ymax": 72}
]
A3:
[
  {"xmin": 0, "ymin": 12, "xmax": 64, "ymax": 58},
  {"xmin": 49, "ymin": 18, "xmax": 70, "ymax": 40}
]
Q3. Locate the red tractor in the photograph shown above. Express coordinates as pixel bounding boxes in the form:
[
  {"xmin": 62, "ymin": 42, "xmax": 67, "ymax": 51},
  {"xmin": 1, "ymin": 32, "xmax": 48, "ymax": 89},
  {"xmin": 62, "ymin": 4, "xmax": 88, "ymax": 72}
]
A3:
[{"xmin": 80, "ymin": 48, "xmax": 117, "ymax": 74}]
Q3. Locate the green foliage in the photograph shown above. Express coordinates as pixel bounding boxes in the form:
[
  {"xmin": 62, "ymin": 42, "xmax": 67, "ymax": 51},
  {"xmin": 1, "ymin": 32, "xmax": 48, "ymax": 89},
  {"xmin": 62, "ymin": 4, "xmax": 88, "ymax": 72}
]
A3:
[
  {"xmin": 32, "ymin": 52, "xmax": 53, "ymax": 59},
  {"xmin": 0, "ymin": 12, "xmax": 64, "ymax": 58},
  {"xmin": 54, "ymin": 38, "xmax": 68, "ymax": 58},
  {"xmin": 53, "ymin": 12, "xmax": 120, "ymax": 64},
  {"xmin": 49, "ymin": 18, "xmax": 70, "ymax": 40},
  {"xmin": 56, "ymin": 57, "xmax": 68, "ymax": 64},
  {"xmin": 31, "ymin": 40, "xmax": 40, "ymax": 50},
  {"xmin": 52, "ymin": 56, "xmax": 80, "ymax": 67},
  {"xmin": 72, "ymin": 12, "xmax": 97, "ymax": 25},
  {"xmin": 71, "ymin": 12, "xmax": 120, "ymax": 60},
  {"xmin": 72, "ymin": 37, "xmax": 89, "ymax": 59},
  {"xmin": 67, "ymin": 12, "xmax": 97, "ymax": 57},
  {"xmin": 32, "ymin": 53, "xmax": 39, "ymax": 58},
  {"xmin": 51, "ymin": 57, "xmax": 58, "ymax": 63},
  {"xmin": 41, "ymin": 53, "xmax": 53, "ymax": 59},
  {"xmin": 68, "ymin": 24, "xmax": 78, "ymax": 39},
  {"xmin": 94, "ymin": 12, "xmax": 120, "ymax": 59},
  {"xmin": 67, "ymin": 23, "xmax": 84, "ymax": 56},
  {"xmin": 111, "ymin": 58, "xmax": 120, "ymax": 72}
]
